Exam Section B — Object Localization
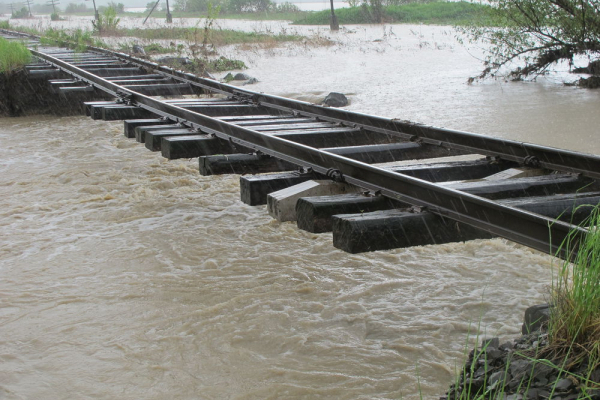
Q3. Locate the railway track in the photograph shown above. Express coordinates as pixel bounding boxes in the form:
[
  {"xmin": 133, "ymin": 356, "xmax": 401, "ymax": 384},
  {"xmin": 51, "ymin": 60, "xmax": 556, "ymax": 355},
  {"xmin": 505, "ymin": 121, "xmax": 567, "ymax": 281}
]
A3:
[{"xmin": 2, "ymin": 29, "xmax": 599, "ymax": 260}]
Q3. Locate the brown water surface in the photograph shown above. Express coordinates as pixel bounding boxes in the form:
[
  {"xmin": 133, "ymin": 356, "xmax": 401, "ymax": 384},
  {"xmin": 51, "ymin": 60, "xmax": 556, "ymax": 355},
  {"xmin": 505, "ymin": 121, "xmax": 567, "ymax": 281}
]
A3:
[{"xmin": 1, "ymin": 21, "xmax": 599, "ymax": 400}]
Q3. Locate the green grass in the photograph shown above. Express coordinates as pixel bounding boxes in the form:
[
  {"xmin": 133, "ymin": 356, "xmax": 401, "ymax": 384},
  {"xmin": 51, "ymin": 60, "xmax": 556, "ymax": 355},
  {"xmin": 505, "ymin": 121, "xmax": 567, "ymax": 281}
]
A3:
[
  {"xmin": 213, "ymin": 11, "xmax": 309, "ymax": 20},
  {"xmin": 0, "ymin": 20, "xmax": 10, "ymax": 29},
  {"xmin": 112, "ymin": 9, "xmax": 308, "ymax": 21},
  {"xmin": 115, "ymin": 27, "xmax": 303, "ymax": 45},
  {"xmin": 293, "ymin": 1, "xmax": 492, "ymax": 25},
  {"xmin": 550, "ymin": 205, "xmax": 600, "ymax": 362},
  {"xmin": 0, "ymin": 37, "xmax": 32, "ymax": 73},
  {"xmin": 39, "ymin": 28, "xmax": 108, "ymax": 51}
]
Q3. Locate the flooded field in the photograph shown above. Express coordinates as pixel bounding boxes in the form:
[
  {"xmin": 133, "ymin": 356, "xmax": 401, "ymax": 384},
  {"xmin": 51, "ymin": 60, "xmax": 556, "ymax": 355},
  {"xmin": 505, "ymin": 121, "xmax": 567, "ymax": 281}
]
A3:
[{"xmin": 1, "ymin": 18, "xmax": 599, "ymax": 400}]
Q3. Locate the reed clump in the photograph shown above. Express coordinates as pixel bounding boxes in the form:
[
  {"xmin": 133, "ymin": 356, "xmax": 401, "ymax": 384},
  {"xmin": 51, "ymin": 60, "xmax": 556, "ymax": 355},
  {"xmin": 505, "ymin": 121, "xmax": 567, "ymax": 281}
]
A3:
[
  {"xmin": 0, "ymin": 37, "xmax": 31, "ymax": 74},
  {"xmin": 548, "ymin": 204, "xmax": 600, "ymax": 380}
]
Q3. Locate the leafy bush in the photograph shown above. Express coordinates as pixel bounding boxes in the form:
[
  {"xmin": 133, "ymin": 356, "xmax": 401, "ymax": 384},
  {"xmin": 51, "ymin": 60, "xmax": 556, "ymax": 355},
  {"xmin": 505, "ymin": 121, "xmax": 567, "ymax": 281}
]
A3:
[
  {"xmin": 458, "ymin": 0, "xmax": 600, "ymax": 84},
  {"xmin": 207, "ymin": 56, "xmax": 246, "ymax": 71},
  {"xmin": 227, "ymin": 0, "xmax": 273, "ymax": 13},
  {"xmin": 65, "ymin": 3, "xmax": 92, "ymax": 13},
  {"xmin": 50, "ymin": 12, "xmax": 61, "ymax": 21},
  {"xmin": 11, "ymin": 6, "xmax": 31, "ymax": 18},
  {"xmin": 92, "ymin": 6, "xmax": 120, "ymax": 35},
  {"xmin": 274, "ymin": 2, "xmax": 299, "ymax": 12}
]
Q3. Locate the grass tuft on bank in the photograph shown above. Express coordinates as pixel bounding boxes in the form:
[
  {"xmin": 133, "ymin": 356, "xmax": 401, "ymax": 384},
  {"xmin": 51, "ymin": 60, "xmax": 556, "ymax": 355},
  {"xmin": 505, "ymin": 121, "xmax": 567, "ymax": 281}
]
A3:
[
  {"xmin": 115, "ymin": 27, "xmax": 303, "ymax": 46},
  {"xmin": 550, "ymin": 205, "xmax": 600, "ymax": 364},
  {"xmin": 0, "ymin": 37, "xmax": 31, "ymax": 74},
  {"xmin": 293, "ymin": 1, "xmax": 491, "ymax": 25}
]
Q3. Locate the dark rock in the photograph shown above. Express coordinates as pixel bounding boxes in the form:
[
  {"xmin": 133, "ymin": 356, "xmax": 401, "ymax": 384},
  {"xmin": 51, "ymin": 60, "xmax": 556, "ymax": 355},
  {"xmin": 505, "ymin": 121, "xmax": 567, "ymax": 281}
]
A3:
[
  {"xmin": 530, "ymin": 363, "xmax": 553, "ymax": 384},
  {"xmin": 589, "ymin": 369, "xmax": 600, "ymax": 383},
  {"xmin": 483, "ymin": 337, "xmax": 500, "ymax": 350},
  {"xmin": 522, "ymin": 304, "xmax": 552, "ymax": 334},
  {"xmin": 132, "ymin": 44, "xmax": 146, "ymax": 56},
  {"xmin": 486, "ymin": 348, "xmax": 504, "ymax": 360},
  {"xmin": 526, "ymin": 388, "xmax": 549, "ymax": 399},
  {"xmin": 509, "ymin": 359, "xmax": 532, "ymax": 378},
  {"xmin": 243, "ymin": 77, "xmax": 258, "ymax": 85},
  {"xmin": 465, "ymin": 376, "xmax": 485, "ymax": 392},
  {"xmin": 500, "ymin": 341, "xmax": 515, "ymax": 351},
  {"xmin": 489, "ymin": 370, "xmax": 510, "ymax": 386},
  {"xmin": 323, "ymin": 92, "xmax": 349, "ymax": 107},
  {"xmin": 554, "ymin": 378, "xmax": 574, "ymax": 391},
  {"xmin": 587, "ymin": 389, "xmax": 600, "ymax": 399},
  {"xmin": 233, "ymin": 72, "xmax": 251, "ymax": 80},
  {"xmin": 156, "ymin": 57, "xmax": 190, "ymax": 66}
]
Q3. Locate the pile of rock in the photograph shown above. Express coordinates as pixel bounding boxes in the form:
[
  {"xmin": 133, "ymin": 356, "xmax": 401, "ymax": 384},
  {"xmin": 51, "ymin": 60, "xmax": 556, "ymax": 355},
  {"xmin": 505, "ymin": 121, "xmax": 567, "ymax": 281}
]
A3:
[
  {"xmin": 442, "ymin": 305, "xmax": 600, "ymax": 400},
  {"xmin": 223, "ymin": 72, "xmax": 258, "ymax": 85}
]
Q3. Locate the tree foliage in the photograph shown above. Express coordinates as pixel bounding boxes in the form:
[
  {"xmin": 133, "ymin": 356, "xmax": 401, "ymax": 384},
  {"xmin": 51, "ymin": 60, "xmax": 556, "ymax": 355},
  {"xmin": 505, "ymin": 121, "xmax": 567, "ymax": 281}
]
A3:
[
  {"xmin": 65, "ymin": 3, "xmax": 92, "ymax": 13},
  {"xmin": 174, "ymin": 0, "xmax": 300, "ymax": 13},
  {"xmin": 459, "ymin": 0, "xmax": 600, "ymax": 83}
]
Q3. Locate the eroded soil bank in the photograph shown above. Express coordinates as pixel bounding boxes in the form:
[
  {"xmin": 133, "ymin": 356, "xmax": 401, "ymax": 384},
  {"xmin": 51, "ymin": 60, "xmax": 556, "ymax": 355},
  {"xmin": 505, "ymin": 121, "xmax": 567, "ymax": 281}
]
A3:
[{"xmin": 0, "ymin": 70, "xmax": 109, "ymax": 117}]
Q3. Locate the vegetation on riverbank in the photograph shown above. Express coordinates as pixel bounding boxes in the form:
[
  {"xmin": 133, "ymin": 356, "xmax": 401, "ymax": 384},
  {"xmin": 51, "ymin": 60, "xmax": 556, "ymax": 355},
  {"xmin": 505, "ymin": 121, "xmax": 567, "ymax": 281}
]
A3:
[
  {"xmin": 458, "ymin": 0, "xmax": 600, "ymax": 87},
  {"xmin": 550, "ymin": 205, "xmax": 600, "ymax": 373},
  {"xmin": 115, "ymin": 27, "xmax": 302, "ymax": 46},
  {"xmin": 446, "ymin": 206, "xmax": 600, "ymax": 399},
  {"xmin": 0, "ymin": 37, "xmax": 31, "ymax": 73},
  {"xmin": 293, "ymin": 1, "xmax": 490, "ymax": 25},
  {"xmin": 40, "ymin": 27, "xmax": 107, "ymax": 50}
]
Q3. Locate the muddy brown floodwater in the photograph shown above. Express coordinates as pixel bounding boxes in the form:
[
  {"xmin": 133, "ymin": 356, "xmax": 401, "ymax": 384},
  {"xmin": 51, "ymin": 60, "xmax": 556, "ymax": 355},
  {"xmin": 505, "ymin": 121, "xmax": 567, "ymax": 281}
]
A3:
[{"xmin": 1, "ymin": 17, "xmax": 599, "ymax": 400}]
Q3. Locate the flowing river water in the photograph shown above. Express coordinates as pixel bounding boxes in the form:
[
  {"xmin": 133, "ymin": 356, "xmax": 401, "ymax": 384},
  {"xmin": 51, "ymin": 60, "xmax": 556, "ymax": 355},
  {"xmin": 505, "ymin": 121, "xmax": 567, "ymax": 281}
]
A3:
[{"xmin": 1, "ymin": 19, "xmax": 600, "ymax": 399}]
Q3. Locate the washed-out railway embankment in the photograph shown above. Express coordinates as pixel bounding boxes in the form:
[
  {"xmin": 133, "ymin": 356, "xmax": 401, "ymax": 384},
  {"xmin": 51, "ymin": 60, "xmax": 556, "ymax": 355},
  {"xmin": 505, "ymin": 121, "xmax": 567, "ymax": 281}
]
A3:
[{"xmin": 2, "ymin": 28, "xmax": 600, "ymax": 261}]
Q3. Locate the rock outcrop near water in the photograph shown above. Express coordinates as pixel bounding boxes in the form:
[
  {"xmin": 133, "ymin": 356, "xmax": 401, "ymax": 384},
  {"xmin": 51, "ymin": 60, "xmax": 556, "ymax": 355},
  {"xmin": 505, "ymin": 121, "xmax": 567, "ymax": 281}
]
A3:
[
  {"xmin": 442, "ymin": 305, "xmax": 600, "ymax": 400},
  {"xmin": 322, "ymin": 92, "xmax": 348, "ymax": 107}
]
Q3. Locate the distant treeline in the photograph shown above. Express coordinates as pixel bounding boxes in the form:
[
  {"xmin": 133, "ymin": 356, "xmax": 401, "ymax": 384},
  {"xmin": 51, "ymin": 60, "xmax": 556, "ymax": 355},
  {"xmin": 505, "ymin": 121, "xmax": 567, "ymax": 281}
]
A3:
[
  {"xmin": 293, "ymin": 1, "xmax": 491, "ymax": 25},
  {"xmin": 172, "ymin": 0, "xmax": 302, "ymax": 14},
  {"xmin": 3, "ymin": 1, "xmax": 125, "ymax": 16}
]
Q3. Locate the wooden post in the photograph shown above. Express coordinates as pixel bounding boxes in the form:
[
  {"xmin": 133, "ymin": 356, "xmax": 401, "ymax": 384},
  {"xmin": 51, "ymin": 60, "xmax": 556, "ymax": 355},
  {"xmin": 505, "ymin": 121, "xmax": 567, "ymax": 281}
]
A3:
[
  {"xmin": 165, "ymin": 0, "xmax": 172, "ymax": 23},
  {"xmin": 86, "ymin": 0, "xmax": 99, "ymax": 20},
  {"xmin": 330, "ymin": 0, "xmax": 339, "ymax": 31}
]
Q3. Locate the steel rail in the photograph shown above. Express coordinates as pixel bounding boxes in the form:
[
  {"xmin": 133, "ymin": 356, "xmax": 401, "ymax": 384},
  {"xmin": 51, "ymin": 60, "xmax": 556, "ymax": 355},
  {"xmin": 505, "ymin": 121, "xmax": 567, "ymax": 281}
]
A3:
[
  {"xmin": 84, "ymin": 45, "xmax": 600, "ymax": 180},
  {"xmin": 30, "ymin": 48, "xmax": 589, "ymax": 260},
  {"xmin": 8, "ymin": 29, "xmax": 600, "ymax": 179}
]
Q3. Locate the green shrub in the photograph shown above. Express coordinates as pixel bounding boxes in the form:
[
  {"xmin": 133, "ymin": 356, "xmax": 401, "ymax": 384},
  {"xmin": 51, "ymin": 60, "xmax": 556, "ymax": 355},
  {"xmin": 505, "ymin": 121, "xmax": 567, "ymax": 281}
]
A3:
[
  {"xmin": 92, "ymin": 6, "xmax": 120, "ymax": 34},
  {"xmin": 11, "ymin": 6, "xmax": 31, "ymax": 18},
  {"xmin": 207, "ymin": 56, "xmax": 246, "ymax": 71},
  {"xmin": 0, "ymin": 37, "xmax": 31, "ymax": 73},
  {"xmin": 274, "ymin": 2, "xmax": 300, "ymax": 13}
]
